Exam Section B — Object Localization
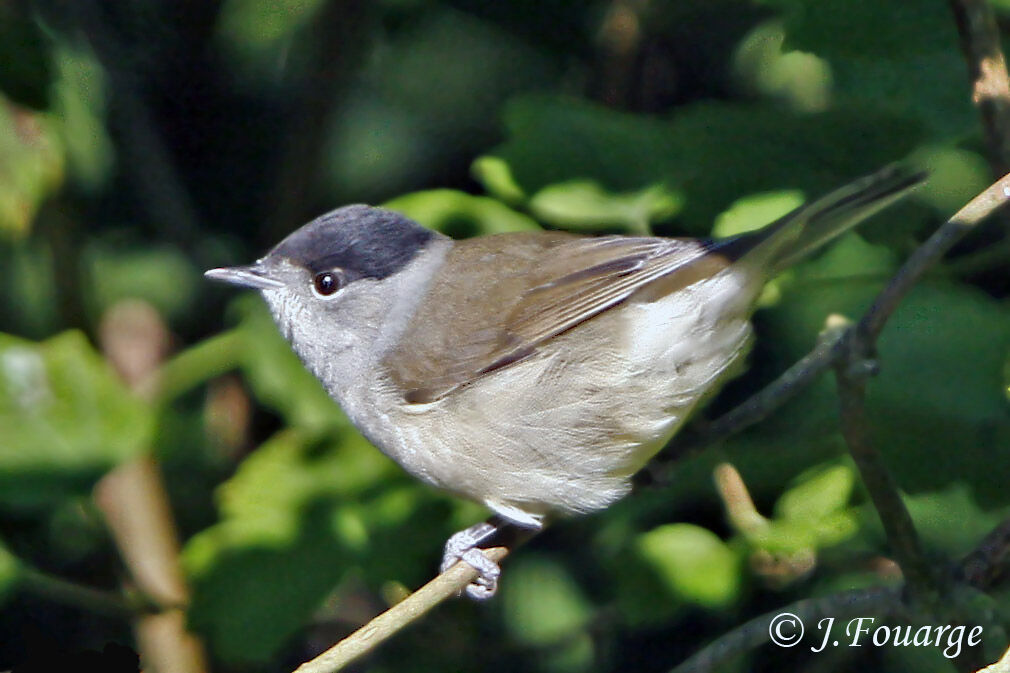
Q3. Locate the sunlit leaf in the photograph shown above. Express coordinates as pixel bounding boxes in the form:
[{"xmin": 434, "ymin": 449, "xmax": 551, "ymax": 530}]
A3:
[
  {"xmin": 0, "ymin": 331, "xmax": 152, "ymax": 508},
  {"xmin": 528, "ymin": 181, "xmax": 681, "ymax": 234},
  {"xmin": 183, "ymin": 428, "xmax": 451, "ymax": 664},
  {"xmin": 732, "ymin": 21, "xmax": 832, "ymax": 112},
  {"xmin": 0, "ymin": 100, "xmax": 63, "ymax": 238},
  {"xmin": 764, "ymin": 0, "xmax": 973, "ymax": 137},
  {"xmin": 491, "ymin": 95, "xmax": 923, "ymax": 235},
  {"xmin": 503, "ymin": 556, "xmax": 593, "ymax": 646},
  {"xmin": 776, "ymin": 464, "xmax": 854, "ymax": 523},
  {"xmin": 636, "ymin": 524, "xmax": 741, "ymax": 607},
  {"xmin": 711, "ymin": 189, "xmax": 804, "ymax": 238},
  {"xmin": 471, "ymin": 155, "xmax": 527, "ymax": 205},
  {"xmin": 384, "ymin": 189, "xmax": 540, "ymax": 237}
]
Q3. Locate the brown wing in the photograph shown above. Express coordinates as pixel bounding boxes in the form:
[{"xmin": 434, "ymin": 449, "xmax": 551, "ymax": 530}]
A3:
[{"xmin": 381, "ymin": 231, "xmax": 730, "ymax": 403}]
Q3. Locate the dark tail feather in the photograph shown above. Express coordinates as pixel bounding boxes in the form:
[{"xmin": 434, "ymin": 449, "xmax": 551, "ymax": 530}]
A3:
[{"xmin": 713, "ymin": 164, "xmax": 928, "ymax": 277}]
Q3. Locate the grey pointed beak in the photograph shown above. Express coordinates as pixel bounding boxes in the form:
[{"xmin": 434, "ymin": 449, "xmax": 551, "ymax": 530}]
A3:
[{"xmin": 204, "ymin": 264, "xmax": 285, "ymax": 290}]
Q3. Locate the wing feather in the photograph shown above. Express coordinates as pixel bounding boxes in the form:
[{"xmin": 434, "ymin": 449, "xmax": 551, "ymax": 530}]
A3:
[{"xmin": 382, "ymin": 232, "xmax": 725, "ymax": 403}]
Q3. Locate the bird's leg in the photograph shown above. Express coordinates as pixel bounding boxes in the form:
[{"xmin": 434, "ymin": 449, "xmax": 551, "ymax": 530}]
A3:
[
  {"xmin": 442, "ymin": 510, "xmax": 544, "ymax": 599},
  {"xmin": 441, "ymin": 521, "xmax": 502, "ymax": 600}
]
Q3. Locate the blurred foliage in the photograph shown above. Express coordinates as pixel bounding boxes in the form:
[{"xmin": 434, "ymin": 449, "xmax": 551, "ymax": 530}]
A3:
[
  {"xmin": 1, "ymin": 1, "xmax": 1009, "ymax": 672},
  {"xmin": 0, "ymin": 331, "xmax": 152, "ymax": 508}
]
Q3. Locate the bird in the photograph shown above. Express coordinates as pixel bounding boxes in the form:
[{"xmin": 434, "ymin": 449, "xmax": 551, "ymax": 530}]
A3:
[{"xmin": 206, "ymin": 165, "xmax": 925, "ymax": 598}]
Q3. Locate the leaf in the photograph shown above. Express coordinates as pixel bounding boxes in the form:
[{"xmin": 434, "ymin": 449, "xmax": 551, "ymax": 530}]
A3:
[
  {"xmin": 711, "ymin": 189, "xmax": 805, "ymax": 238},
  {"xmin": 502, "ymin": 556, "xmax": 592, "ymax": 646},
  {"xmin": 383, "ymin": 189, "xmax": 540, "ymax": 237},
  {"xmin": 0, "ymin": 331, "xmax": 153, "ymax": 509},
  {"xmin": 528, "ymin": 181, "xmax": 682, "ymax": 234},
  {"xmin": 756, "ymin": 241, "xmax": 1010, "ymax": 507},
  {"xmin": 765, "ymin": 0, "xmax": 974, "ymax": 138},
  {"xmin": 183, "ymin": 429, "xmax": 452, "ymax": 664},
  {"xmin": 635, "ymin": 524, "xmax": 741, "ymax": 607},
  {"xmin": 0, "ymin": 100, "xmax": 64, "ymax": 238},
  {"xmin": 51, "ymin": 43, "xmax": 114, "ymax": 191},
  {"xmin": 775, "ymin": 464, "xmax": 855, "ymax": 523},
  {"xmin": 868, "ymin": 282, "xmax": 1010, "ymax": 506},
  {"xmin": 470, "ymin": 155, "xmax": 527, "ymax": 205},
  {"xmin": 216, "ymin": 0, "xmax": 328, "ymax": 78},
  {"xmin": 0, "ymin": 539, "xmax": 21, "ymax": 607},
  {"xmin": 84, "ymin": 245, "xmax": 201, "ymax": 323},
  {"xmin": 491, "ymin": 95, "xmax": 923, "ymax": 235}
]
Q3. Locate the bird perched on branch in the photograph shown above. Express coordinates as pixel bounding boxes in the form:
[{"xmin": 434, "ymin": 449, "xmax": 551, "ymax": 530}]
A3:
[{"xmin": 207, "ymin": 165, "xmax": 925, "ymax": 598}]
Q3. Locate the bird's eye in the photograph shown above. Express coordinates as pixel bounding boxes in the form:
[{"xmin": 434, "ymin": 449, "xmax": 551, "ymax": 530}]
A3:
[{"xmin": 312, "ymin": 270, "xmax": 343, "ymax": 297}]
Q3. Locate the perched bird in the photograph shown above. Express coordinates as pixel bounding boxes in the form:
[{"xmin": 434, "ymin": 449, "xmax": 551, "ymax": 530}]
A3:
[{"xmin": 207, "ymin": 165, "xmax": 924, "ymax": 598}]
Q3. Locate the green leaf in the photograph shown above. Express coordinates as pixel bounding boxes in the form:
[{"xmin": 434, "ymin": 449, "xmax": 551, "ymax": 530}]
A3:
[
  {"xmin": 84, "ymin": 245, "xmax": 200, "ymax": 323},
  {"xmin": 183, "ymin": 430, "xmax": 386, "ymax": 663},
  {"xmin": 765, "ymin": 0, "xmax": 973, "ymax": 138},
  {"xmin": 216, "ymin": 0, "xmax": 328, "ymax": 78},
  {"xmin": 383, "ymin": 189, "xmax": 540, "ymax": 237},
  {"xmin": 0, "ymin": 539, "xmax": 21, "ymax": 606},
  {"xmin": 0, "ymin": 331, "xmax": 153, "ymax": 508},
  {"xmin": 502, "ymin": 556, "xmax": 593, "ymax": 647},
  {"xmin": 0, "ymin": 100, "xmax": 64, "ymax": 238},
  {"xmin": 868, "ymin": 282, "xmax": 1010, "ymax": 507},
  {"xmin": 491, "ymin": 95, "xmax": 923, "ymax": 235},
  {"xmin": 759, "ymin": 244, "xmax": 1010, "ymax": 508},
  {"xmin": 182, "ymin": 429, "xmax": 450, "ymax": 664},
  {"xmin": 528, "ymin": 181, "xmax": 682, "ymax": 234},
  {"xmin": 471, "ymin": 155, "xmax": 527, "ymax": 205},
  {"xmin": 776, "ymin": 464, "xmax": 855, "ymax": 522},
  {"xmin": 731, "ymin": 21, "xmax": 831, "ymax": 112},
  {"xmin": 51, "ymin": 43, "xmax": 114, "ymax": 191},
  {"xmin": 712, "ymin": 190, "xmax": 805, "ymax": 239},
  {"xmin": 635, "ymin": 524, "xmax": 741, "ymax": 607}
]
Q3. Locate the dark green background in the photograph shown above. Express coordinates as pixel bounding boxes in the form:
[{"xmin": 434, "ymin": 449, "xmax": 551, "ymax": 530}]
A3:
[{"xmin": 1, "ymin": 1, "xmax": 1009, "ymax": 671}]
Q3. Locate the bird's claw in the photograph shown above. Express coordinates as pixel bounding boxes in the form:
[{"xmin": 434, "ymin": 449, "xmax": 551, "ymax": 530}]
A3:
[{"xmin": 441, "ymin": 522, "xmax": 501, "ymax": 600}]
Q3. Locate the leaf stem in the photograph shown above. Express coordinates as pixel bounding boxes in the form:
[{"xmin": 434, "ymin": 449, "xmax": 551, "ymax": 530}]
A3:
[{"xmin": 18, "ymin": 565, "xmax": 138, "ymax": 619}]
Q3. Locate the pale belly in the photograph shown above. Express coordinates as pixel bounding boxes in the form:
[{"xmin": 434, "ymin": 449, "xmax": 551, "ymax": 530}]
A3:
[{"xmin": 371, "ymin": 271, "xmax": 758, "ymax": 526}]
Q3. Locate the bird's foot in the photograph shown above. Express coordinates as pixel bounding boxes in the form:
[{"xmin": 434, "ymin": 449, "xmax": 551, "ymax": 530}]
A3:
[{"xmin": 441, "ymin": 522, "xmax": 501, "ymax": 600}]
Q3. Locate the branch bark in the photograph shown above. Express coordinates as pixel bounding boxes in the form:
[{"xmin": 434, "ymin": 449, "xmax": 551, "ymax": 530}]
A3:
[
  {"xmin": 292, "ymin": 548, "xmax": 509, "ymax": 673},
  {"xmin": 675, "ymin": 515, "xmax": 1010, "ymax": 673},
  {"xmin": 661, "ymin": 171, "xmax": 1010, "ymax": 463},
  {"xmin": 948, "ymin": 0, "xmax": 1010, "ymax": 177}
]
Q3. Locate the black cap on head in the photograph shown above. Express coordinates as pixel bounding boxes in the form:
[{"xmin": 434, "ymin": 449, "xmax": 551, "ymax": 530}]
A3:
[{"xmin": 270, "ymin": 205, "xmax": 436, "ymax": 281}]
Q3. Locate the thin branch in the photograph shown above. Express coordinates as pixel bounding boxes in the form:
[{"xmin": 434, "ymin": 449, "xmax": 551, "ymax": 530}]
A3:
[
  {"xmin": 672, "ymin": 586, "xmax": 899, "ymax": 673},
  {"xmin": 294, "ymin": 175, "xmax": 1010, "ymax": 673},
  {"xmin": 857, "ymin": 175, "xmax": 1010, "ymax": 341},
  {"xmin": 976, "ymin": 642, "xmax": 1010, "ymax": 673},
  {"xmin": 18, "ymin": 565, "xmax": 139, "ymax": 619},
  {"xmin": 676, "ymin": 515, "xmax": 1010, "ymax": 673},
  {"xmin": 656, "ymin": 171, "xmax": 1010, "ymax": 467},
  {"xmin": 947, "ymin": 0, "xmax": 1010, "ymax": 177},
  {"xmin": 97, "ymin": 300, "xmax": 209, "ymax": 673},
  {"xmin": 658, "ymin": 326, "xmax": 843, "ymax": 465},
  {"xmin": 292, "ymin": 548, "xmax": 509, "ymax": 673},
  {"xmin": 148, "ymin": 327, "xmax": 244, "ymax": 405},
  {"xmin": 959, "ymin": 517, "xmax": 1010, "ymax": 589},
  {"xmin": 833, "ymin": 344, "xmax": 936, "ymax": 601}
]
